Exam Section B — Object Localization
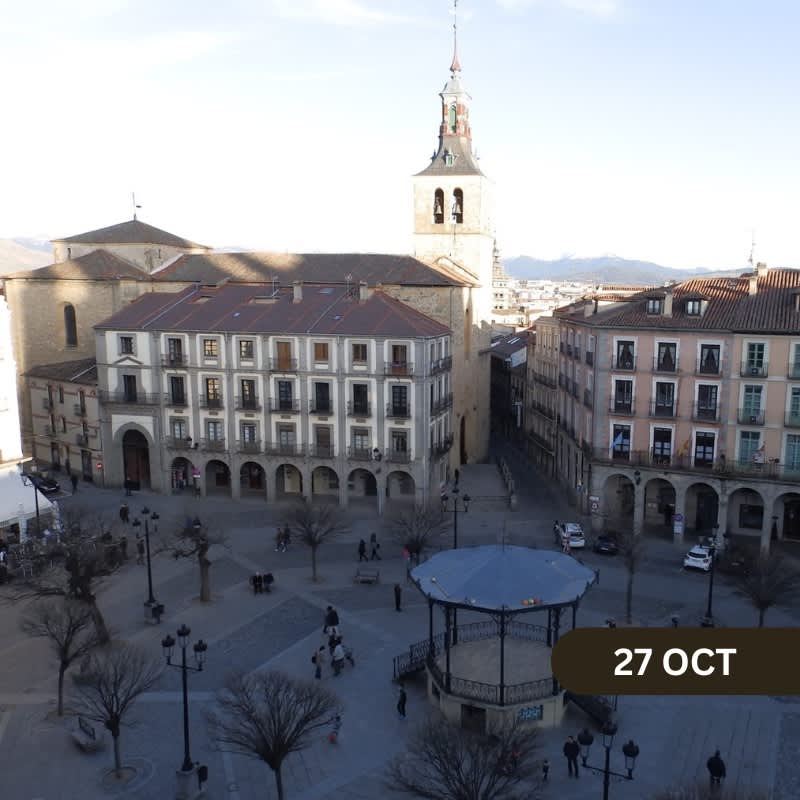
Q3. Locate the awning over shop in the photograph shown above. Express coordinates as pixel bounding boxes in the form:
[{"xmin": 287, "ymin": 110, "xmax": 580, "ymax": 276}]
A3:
[{"xmin": 0, "ymin": 465, "xmax": 54, "ymax": 529}]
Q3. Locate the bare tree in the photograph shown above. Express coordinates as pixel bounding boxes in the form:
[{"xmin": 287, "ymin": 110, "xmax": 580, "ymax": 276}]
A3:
[
  {"xmin": 290, "ymin": 502, "xmax": 347, "ymax": 582},
  {"xmin": 617, "ymin": 529, "xmax": 643, "ymax": 625},
  {"xmin": 74, "ymin": 645, "xmax": 162, "ymax": 777},
  {"xmin": 391, "ymin": 503, "xmax": 446, "ymax": 565},
  {"xmin": 734, "ymin": 553, "xmax": 800, "ymax": 627},
  {"xmin": 167, "ymin": 516, "xmax": 227, "ymax": 602},
  {"xmin": 207, "ymin": 670, "xmax": 341, "ymax": 800},
  {"xmin": 19, "ymin": 598, "xmax": 102, "ymax": 715},
  {"xmin": 386, "ymin": 715, "xmax": 540, "ymax": 800}
]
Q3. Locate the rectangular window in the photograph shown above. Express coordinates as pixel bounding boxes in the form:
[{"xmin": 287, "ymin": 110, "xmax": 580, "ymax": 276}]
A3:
[
  {"xmin": 203, "ymin": 338, "xmax": 218, "ymax": 358},
  {"xmin": 739, "ymin": 431, "xmax": 761, "ymax": 465},
  {"xmin": 170, "ymin": 376, "xmax": 186, "ymax": 405},
  {"xmin": 276, "ymin": 341, "xmax": 292, "ymax": 369},
  {"xmin": 239, "ymin": 339, "xmax": 254, "ymax": 360},
  {"xmin": 646, "ymin": 298, "xmax": 663, "ymax": 314},
  {"xmin": 790, "ymin": 387, "xmax": 800, "ymax": 423},
  {"xmin": 352, "ymin": 428, "xmax": 369, "ymax": 451},
  {"xmin": 352, "ymin": 383, "xmax": 369, "ymax": 415},
  {"xmin": 352, "ymin": 343, "xmax": 368, "ymax": 364},
  {"xmin": 167, "ymin": 337, "xmax": 183, "ymax": 360},
  {"xmin": 612, "ymin": 424, "xmax": 631, "ymax": 460},
  {"xmin": 615, "ymin": 341, "xmax": 635, "ymax": 370},
  {"xmin": 391, "ymin": 429, "xmax": 408, "ymax": 454},
  {"xmin": 119, "ymin": 336, "xmax": 134, "ymax": 355},
  {"xmin": 699, "ymin": 344, "xmax": 720, "ymax": 374},
  {"xmin": 170, "ymin": 418, "xmax": 188, "ymax": 440},
  {"xmin": 58, "ymin": 386, "xmax": 64, "ymax": 404},
  {"xmin": 205, "ymin": 377, "xmax": 221, "ymax": 408},
  {"xmin": 240, "ymin": 422, "xmax": 257, "ymax": 442},
  {"xmin": 654, "ymin": 382, "xmax": 675, "ymax": 415},
  {"xmin": 240, "ymin": 379, "xmax": 257, "ymax": 409},
  {"xmin": 314, "ymin": 342, "xmax": 329, "ymax": 363},
  {"xmin": 652, "ymin": 428, "xmax": 672, "ymax": 464},
  {"xmin": 314, "ymin": 382, "xmax": 331, "ymax": 413},
  {"xmin": 61, "ymin": 416, "xmax": 67, "ymax": 433},
  {"xmin": 785, "ymin": 434, "xmax": 800, "ymax": 472},
  {"xmin": 277, "ymin": 380, "xmax": 293, "ymax": 410},
  {"xmin": 656, "ymin": 342, "xmax": 676, "ymax": 372},
  {"xmin": 613, "ymin": 380, "xmax": 632, "ymax": 413},
  {"xmin": 694, "ymin": 432, "xmax": 715, "ymax": 466},
  {"xmin": 78, "ymin": 390, "xmax": 86, "ymax": 414},
  {"xmin": 315, "ymin": 425, "xmax": 332, "ymax": 457},
  {"xmin": 742, "ymin": 385, "xmax": 763, "ymax": 418},
  {"xmin": 391, "ymin": 344, "xmax": 408, "ymax": 367},
  {"xmin": 278, "ymin": 425, "xmax": 296, "ymax": 449},
  {"xmin": 697, "ymin": 385, "xmax": 718, "ymax": 419},
  {"xmin": 746, "ymin": 342, "xmax": 765, "ymax": 369},
  {"xmin": 391, "ymin": 384, "xmax": 409, "ymax": 415},
  {"xmin": 791, "ymin": 344, "xmax": 800, "ymax": 378},
  {"xmin": 122, "ymin": 374, "xmax": 137, "ymax": 402},
  {"xmin": 686, "ymin": 300, "xmax": 702, "ymax": 316},
  {"xmin": 206, "ymin": 420, "xmax": 224, "ymax": 441}
]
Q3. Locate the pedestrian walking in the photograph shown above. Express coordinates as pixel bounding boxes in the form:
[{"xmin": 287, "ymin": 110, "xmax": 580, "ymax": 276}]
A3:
[
  {"xmin": 275, "ymin": 527, "xmax": 285, "ymax": 552},
  {"xmin": 397, "ymin": 684, "xmax": 407, "ymax": 719},
  {"xmin": 312, "ymin": 646, "xmax": 325, "ymax": 680},
  {"xmin": 136, "ymin": 538, "xmax": 145, "ymax": 566},
  {"xmin": 358, "ymin": 539, "xmax": 368, "ymax": 562},
  {"xmin": 328, "ymin": 714, "xmax": 341, "ymax": 743},
  {"xmin": 323, "ymin": 605, "xmax": 340, "ymax": 636},
  {"xmin": 251, "ymin": 572, "xmax": 262, "ymax": 594},
  {"xmin": 70, "ymin": 474, "xmax": 78, "ymax": 493},
  {"xmin": 124, "ymin": 476, "xmax": 133, "ymax": 496},
  {"xmin": 370, "ymin": 539, "xmax": 381, "ymax": 561},
  {"xmin": 332, "ymin": 640, "xmax": 345, "ymax": 675},
  {"xmin": 542, "ymin": 758, "xmax": 549, "ymax": 782},
  {"xmin": 328, "ymin": 631, "xmax": 340, "ymax": 659},
  {"xmin": 707, "ymin": 750, "xmax": 726, "ymax": 789},
  {"xmin": 283, "ymin": 525, "xmax": 291, "ymax": 549},
  {"xmin": 119, "ymin": 503, "xmax": 129, "ymax": 524},
  {"xmin": 394, "ymin": 583, "xmax": 402, "ymax": 612},
  {"xmin": 563, "ymin": 736, "xmax": 580, "ymax": 778}
]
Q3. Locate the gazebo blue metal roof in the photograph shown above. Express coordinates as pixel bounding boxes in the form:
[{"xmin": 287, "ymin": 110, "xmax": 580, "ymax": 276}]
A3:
[{"xmin": 411, "ymin": 545, "xmax": 597, "ymax": 613}]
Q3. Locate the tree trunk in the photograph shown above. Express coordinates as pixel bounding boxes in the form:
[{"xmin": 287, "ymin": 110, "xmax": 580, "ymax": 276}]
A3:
[
  {"xmin": 626, "ymin": 572, "xmax": 634, "ymax": 625},
  {"xmin": 311, "ymin": 546, "xmax": 318, "ymax": 582},
  {"xmin": 112, "ymin": 733, "xmax": 122, "ymax": 777},
  {"xmin": 274, "ymin": 765, "xmax": 285, "ymax": 800},
  {"xmin": 199, "ymin": 558, "xmax": 211, "ymax": 602},
  {"xmin": 57, "ymin": 664, "xmax": 66, "ymax": 716},
  {"xmin": 89, "ymin": 600, "xmax": 111, "ymax": 645},
  {"xmin": 758, "ymin": 607, "xmax": 766, "ymax": 628}
]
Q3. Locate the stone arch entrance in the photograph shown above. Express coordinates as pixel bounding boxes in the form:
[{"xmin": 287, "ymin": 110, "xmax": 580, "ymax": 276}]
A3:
[
  {"xmin": 602, "ymin": 473, "xmax": 634, "ymax": 532},
  {"xmin": 205, "ymin": 460, "xmax": 231, "ymax": 496},
  {"xmin": 240, "ymin": 462, "xmax": 265, "ymax": 497},
  {"xmin": 774, "ymin": 492, "xmax": 800, "ymax": 541},
  {"xmin": 685, "ymin": 483, "xmax": 719, "ymax": 536},
  {"xmin": 644, "ymin": 477, "xmax": 676, "ymax": 538},
  {"xmin": 311, "ymin": 466, "xmax": 339, "ymax": 499},
  {"xmin": 170, "ymin": 457, "xmax": 193, "ymax": 492},
  {"xmin": 276, "ymin": 464, "xmax": 303, "ymax": 498},
  {"xmin": 727, "ymin": 487, "xmax": 764, "ymax": 538},
  {"xmin": 387, "ymin": 470, "xmax": 415, "ymax": 498},
  {"xmin": 122, "ymin": 429, "xmax": 151, "ymax": 490},
  {"xmin": 348, "ymin": 468, "xmax": 377, "ymax": 501}
]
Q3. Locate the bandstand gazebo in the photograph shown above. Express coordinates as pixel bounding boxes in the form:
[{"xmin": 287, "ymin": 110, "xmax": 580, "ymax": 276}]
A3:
[{"xmin": 394, "ymin": 544, "xmax": 597, "ymax": 732}]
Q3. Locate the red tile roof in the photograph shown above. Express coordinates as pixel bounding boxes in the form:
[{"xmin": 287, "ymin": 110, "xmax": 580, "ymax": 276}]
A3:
[{"xmin": 3, "ymin": 250, "xmax": 147, "ymax": 280}]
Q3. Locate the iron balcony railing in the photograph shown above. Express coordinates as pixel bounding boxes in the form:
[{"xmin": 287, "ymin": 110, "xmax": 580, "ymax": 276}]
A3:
[
  {"xmin": 585, "ymin": 351, "xmax": 594, "ymax": 366},
  {"xmin": 528, "ymin": 429, "xmax": 555, "ymax": 454},
  {"xmin": 609, "ymin": 400, "xmax": 634, "ymax": 415},
  {"xmin": 99, "ymin": 391, "xmax": 160, "ymax": 405},
  {"xmin": 165, "ymin": 393, "xmax": 188, "ymax": 408},
  {"xmin": 387, "ymin": 403, "xmax": 411, "ymax": 419},
  {"xmin": 737, "ymin": 408, "xmax": 765, "ymax": 425},
  {"xmin": 533, "ymin": 370, "xmax": 557, "ymax": 388},
  {"xmin": 347, "ymin": 401, "xmax": 371, "ymax": 417},
  {"xmin": 384, "ymin": 361, "xmax": 413, "ymax": 376},
  {"xmin": 309, "ymin": 400, "xmax": 333, "ymax": 414},
  {"xmin": 199, "ymin": 394, "xmax": 224, "ymax": 410},
  {"xmin": 611, "ymin": 354, "xmax": 637, "ymax": 371},
  {"xmin": 165, "ymin": 437, "xmax": 193, "ymax": 450},
  {"xmin": 785, "ymin": 412, "xmax": 800, "ymax": 428},
  {"xmin": 531, "ymin": 400, "xmax": 555, "ymax": 419},
  {"xmin": 270, "ymin": 398, "xmax": 300, "ymax": 413},
  {"xmin": 652, "ymin": 357, "xmax": 679, "ymax": 374},
  {"xmin": 692, "ymin": 403, "xmax": 719, "ymax": 422},
  {"xmin": 385, "ymin": 450, "xmax": 411, "ymax": 464},
  {"xmin": 432, "ymin": 393, "xmax": 454, "ymax": 416},
  {"xmin": 236, "ymin": 439, "xmax": 262, "ymax": 454},
  {"xmin": 73, "ymin": 403, "xmax": 86, "ymax": 416},
  {"xmin": 347, "ymin": 446, "xmax": 373, "ymax": 461},
  {"xmin": 265, "ymin": 442, "xmax": 305, "ymax": 457},
  {"xmin": 161, "ymin": 354, "xmax": 188, "ymax": 367},
  {"xmin": 741, "ymin": 363, "xmax": 768, "ymax": 378},
  {"xmin": 269, "ymin": 357, "xmax": 298, "ymax": 372},
  {"xmin": 430, "ymin": 434, "xmax": 454, "ymax": 459},
  {"xmin": 788, "ymin": 364, "xmax": 800, "ymax": 380},
  {"xmin": 235, "ymin": 396, "xmax": 261, "ymax": 412},
  {"xmin": 430, "ymin": 355, "xmax": 453, "ymax": 376},
  {"xmin": 199, "ymin": 438, "xmax": 226, "ymax": 452},
  {"xmin": 309, "ymin": 444, "xmax": 335, "ymax": 458},
  {"xmin": 649, "ymin": 401, "xmax": 677, "ymax": 418}
]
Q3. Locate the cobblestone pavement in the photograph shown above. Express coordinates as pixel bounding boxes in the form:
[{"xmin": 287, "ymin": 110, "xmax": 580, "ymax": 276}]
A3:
[{"xmin": 0, "ymin": 450, "xmax": 798, "ymax": 799}]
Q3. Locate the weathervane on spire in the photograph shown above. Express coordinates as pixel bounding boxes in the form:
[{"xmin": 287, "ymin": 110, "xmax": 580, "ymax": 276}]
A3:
[
  {"xmin": 748, "ymin": 228, "xmax": 756, "ymax": 269},
  {"xmin": 450, "ymin": 0, "xmax": 462, "ymax": 75},
  {"xmin": 131, "ymin": 192, "xmax": 142, "ymax": 221}
]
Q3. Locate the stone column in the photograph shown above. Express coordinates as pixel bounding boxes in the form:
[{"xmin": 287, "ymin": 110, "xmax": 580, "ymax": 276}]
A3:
[
  {"xmin": 632, "ymin": 481, "xmax": 646, "ymax": 537},
  {"xmin": 673, "ymin": 484, "xmax": 687, "ymax": 544},
  {"xmin": 265, "ymin": 462, "xmax": 277, "ymax": 504},
  {"xmin": 715, "ymin": 483, "xmax": 728, "ymax": 551}
]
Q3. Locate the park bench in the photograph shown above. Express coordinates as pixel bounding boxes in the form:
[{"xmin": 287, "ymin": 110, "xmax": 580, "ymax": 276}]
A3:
[
  {"xmin": 353, "ymin": 567, "xmax": 380, "ymax": 584},
  {"xmin": 71, "ymin": 716, "xmax": 104, "ymax": 753}
]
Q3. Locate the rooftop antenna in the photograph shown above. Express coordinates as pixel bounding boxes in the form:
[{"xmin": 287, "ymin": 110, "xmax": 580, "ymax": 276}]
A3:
[
  {"xmin": 748, "ymin": 229, "xmax": 756, "ymax": 270},
  {"xmin": 131, "ymin": 192, "xmax": 142, "ymax": 221},
  {"xmin": 345, "ymin": 273, "xmax": 353, "ymax": 298}
]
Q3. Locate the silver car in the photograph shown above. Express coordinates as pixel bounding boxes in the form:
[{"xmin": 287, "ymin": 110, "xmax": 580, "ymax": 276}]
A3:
[
  {"xmin": 556, "ymin": 522, "xmax": 586, "ymax": 550},
  {"xmin": 683, "ymin": 546, "xmax": 713, "ymax": 572}
]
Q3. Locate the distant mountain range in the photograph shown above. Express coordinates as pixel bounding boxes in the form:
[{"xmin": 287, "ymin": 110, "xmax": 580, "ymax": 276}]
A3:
[
  {"xmin": 0, "ymin": 238, "xmax": 52, "ymax": 275},
  {"xmin": 503, "ymin": 255, "xmax": 746, "ymax": 285}
]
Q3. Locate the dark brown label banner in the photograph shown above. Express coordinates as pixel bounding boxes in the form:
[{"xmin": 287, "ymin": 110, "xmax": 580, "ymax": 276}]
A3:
[{"xmin": 551, "ymin": 628, "xmax": 800, "ymax": 695}]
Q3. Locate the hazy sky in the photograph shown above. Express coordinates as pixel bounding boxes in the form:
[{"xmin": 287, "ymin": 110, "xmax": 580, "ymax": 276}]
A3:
[{"xmin": 2, "ymin": 0, "xmax": 798, "ymax": 269}]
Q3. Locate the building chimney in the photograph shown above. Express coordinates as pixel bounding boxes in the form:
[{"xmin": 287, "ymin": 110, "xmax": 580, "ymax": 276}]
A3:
[
  {"xmin": 292, "ymin": 281, "xmax": 303, "ymax": 303},
  {"xmin": 663, "ymin": 287, "xmax": 673, "ymax": 317},
  {"xmin": 748, "ymin": 275, "xmax": 757, "ymax": 296},
  {"xmin": 358, "ymin": 281, "xmax": 368, "ymax": 303},
  {"xmin": 584, "ymin": 301, "xmax": 594, "ymax": 317},
  {"xmin": 756, "ymin": 261, "xmax": 769, "ymax": 277}
]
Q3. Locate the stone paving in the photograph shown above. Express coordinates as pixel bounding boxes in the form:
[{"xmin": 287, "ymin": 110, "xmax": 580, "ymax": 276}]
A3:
[{"xmin": 0, "ymin": 449, "xmax": 799, "ymax": 798}]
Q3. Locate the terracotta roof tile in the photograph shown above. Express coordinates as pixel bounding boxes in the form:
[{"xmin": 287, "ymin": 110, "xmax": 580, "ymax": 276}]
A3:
[{"xmin": 3, "ymin": 250, "xmax": 147, "ymax": 280}]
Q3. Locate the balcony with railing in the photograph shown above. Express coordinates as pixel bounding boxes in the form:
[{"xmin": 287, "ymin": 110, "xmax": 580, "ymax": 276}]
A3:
[
  {"xmin": 431, "ymin": 393, "xmax": 454, "ymax": 416},
  {"xmin": 611, "ymin": 354, "xmax": 637, "ymax": 371},
  {"xmin": 200, "ymin": 438, "xmax": 227, "ymax": 452},
  {"xmin": 236, "ymin": 439, "xmax": 262, "ymax": 454},
  {"xmin": 385, "ymin": 449, "xmax": 412, "ymax": 464},
  {"xmin": 309, "ymin": 444, "xmax": 335, "ymax": 458},
  {"xmin": 347, "ymin": 445, "xmax": 373, "ymax": 461},
  {"xmin": 786, "ymin": 412, "xmax": 800, "ymax": 428},
  {"xmin": 199, "ymin": 394, "xmax": 224, "ymax": 410},
  {"xmin": 269, "ymin": 357, "xmax": 298, "ymax": 372},
  {"xmin": 161, "ymin": 353, "xmax": 188, "ymax": 367},
  {"xmin": 386, "ymin": 402, "xmax": 411, "ymax": 419},
  {"xmin": 265, "ymin": 442, "xmax": 305, "ymax": 457},
  {"xmin": 533, "ymin": 370, "xmax": 557, "ymax": 388},
  {"xmin": 235, "ymin": 395, "xmax": 261, "ymax": 412},
  {"xmin": 652, "ymin": 357, "xmax": 679, "ymax": 374},
  {"xmin": 649, "ymin": 400, "xmax": 677, "ymax": 418},
  {"xmin": 309, "ymin": 399, "xmax": 333, "ymax": 415},
  {"xmin": 692, "ymin": 403, "xmax": 719, "ymax": 422},
  {"xmin": 73, "ymin": 403, "xmax": 86, "ymax": 416},
  {"xmin": 270, "ymin": 398, "xmax": 300, "ymax": 413},
  {"xmin": 430, "ymin": 433, "xmax": 454, "ymax": 459},
  {"xmin": 740, "ymin": 363, "xmax": 768, "ymax": 378},
  {"xmin": 347, "ymin": 401, "xmax": 372, "ymax": 417},
  {"xmin": 584, "ymin": 388, "xmax": 592, "ymax": 408},
  {"xmin": 430, "ymin": 356, "xmax": 453, "ymax": 376},
  {"xmin": 696, "ymin": 357, "xmax": 721, "ymax": 376},
  {"xmin": 99, "ymin": 390, "xmax": 160, "ymax": 405},
  {"xmin": 585, "ymin": 350, "xmax": 594, "ymax": 367},
  {"xmin": 384, "ymin": 361, "xmax": 414, "ymax": 376},
  {"xmin": 531, "ymin": 400, "xmax": 555, "ymax": 419},
  {"xmin": 527, "ymin": 429, "xmax": 555, "ymax": 454},
  {"xmin": 609, "ymin": 400, "xmax": 634, "ymax": 415},
  {"xmin": 165, "ymin": 392, "xmax": 188, "ymax": 408},
  {"xmin": 165, "ymin": 437, "xmax": 193, "ymax": 450},
  {"xmin": 788, "ymin": 363, "xmax": 800, "ymax": 380},
  {"xmin": 737, "ymin": 408, "xmax": 765, "ymax": 425}
]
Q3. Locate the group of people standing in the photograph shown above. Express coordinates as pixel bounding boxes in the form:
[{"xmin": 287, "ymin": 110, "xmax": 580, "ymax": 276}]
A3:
[
  {"xmin": 275, "ymin": 525, "xmax": 291, "ymax": 552},
  {"xmin": 314, "ymin": 606, "xmax": 355, "ymax": 678},
  {"xmin": 357, "ymin": 532, "xmax": 381, "ymax": 562}
]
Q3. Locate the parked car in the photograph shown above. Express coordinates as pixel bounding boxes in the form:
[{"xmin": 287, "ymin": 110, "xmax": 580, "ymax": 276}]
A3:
[
  {"xmin": 555, "ymin": 522, "xmax": 586, "ymax": 550},
  {"xmin": 35, "ymin": 475, "xmax": 60, "ymax": 494},
  {"xmin": 683, "ymin": 545, "xmax": 714, "ymax": 572},
  {"xmin": 593, "ymin": 535, "xmax": 619, "ymax": 555}
]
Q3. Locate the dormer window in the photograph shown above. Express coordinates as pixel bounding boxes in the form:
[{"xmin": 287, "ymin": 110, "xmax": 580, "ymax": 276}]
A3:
[
  {"xmin": 444, "ymin": 150, "xmax": 455, "ymax": 167},
  {"xmin": 646, "ymin": 298, "xmax": 663, "ymax": 315},
  {"xmin": 686, "ymin": 300, "xmax": 702, "ymax": 316}
]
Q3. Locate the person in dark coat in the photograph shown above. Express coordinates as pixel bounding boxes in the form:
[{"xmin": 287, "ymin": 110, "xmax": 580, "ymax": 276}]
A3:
[
  {"xmin": 358, "ymin": 539, "xmax": 368, "ymax": 562},
  {"xmin": 70, "ymin": 474, "xmax": 79, "ymax": 493},
  {"xmin": 563, "ymin": 736, "xmax": 580, "ymax": 777},
  {"xmin": 119, "ymin": 503, "xmax": 129, "ymax": 524},
  {"xmin": 394, "ymin": 583, "xmax": 402, "ymax": 612},
  {"xmin": 370, "ymin": 539, "xmax": 381, "ymax": 560},
  {"xmin": 397, "ymin": 684, "xmax": 407, "ymax": 719},
  {"xmin": 707, "ymin": 750, "xmax": 726, "ymax": 787},
  {"xmin": 324, "ymin": 606, "xmax": 340, "ymax": 635},
  {"xmin": 136, "ymin": 538, "xmax": 145, "ymax": 566}
]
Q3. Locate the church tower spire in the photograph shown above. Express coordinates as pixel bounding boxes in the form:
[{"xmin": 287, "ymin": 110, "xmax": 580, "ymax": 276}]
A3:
[{"xmin": 450, "ymin": 0, "xmax": 462, "ymax": 76}]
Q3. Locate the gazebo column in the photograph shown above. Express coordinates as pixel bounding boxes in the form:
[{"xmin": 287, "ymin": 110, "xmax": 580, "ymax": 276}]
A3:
[
  {"xmin": 444, "ymin": 607, "xmax": 452, "ymax": 693},
  {"xmin": 499, "ymin": 610, "xmax": 506, "ymax": 706},
  {"xmin": 572, "ymin": 600, "xmax": 578, "ymax": 631},
  {"xmin": 428, "ymin": 599, "xmax": 434, "ymax": 657},
  {"xmin": 546, "ymin": 608, "xmax": 552, "ymax": 647},
  {"xmin": 551, "ymin": 608, "xmax": 561, "ymax": 695},
  {"xmin": 452, "ymin": 607, "xmax": 458, "ymax": 645}
]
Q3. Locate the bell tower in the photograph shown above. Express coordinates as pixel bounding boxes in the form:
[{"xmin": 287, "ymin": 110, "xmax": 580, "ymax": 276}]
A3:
[{"xmin": 412, "ymin": 1, "xmax": 495, "ymax": 297}]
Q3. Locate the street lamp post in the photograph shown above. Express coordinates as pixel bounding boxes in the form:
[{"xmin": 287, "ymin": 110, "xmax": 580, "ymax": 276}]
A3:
[
  {"xmin": 17, "ymin": 463, "xmax": 41, "ymax": 540},
  {"xmin": 162, "ymin": 624, "xmax": 207, "ymax": 781},
  {"xmin": 440, "ymin": 486, "xmax": 471, "ymax": 550},
  {"xmin": 132, "ymin": 507, "xmax": 160, "ymax": 606},
  {"xmin": 577, "ymin": 722, "xmax": 640, "ymax": 800},
  {"xmin": 702, "ymin": 524, "xmax": 719, "ymax": 627}
]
